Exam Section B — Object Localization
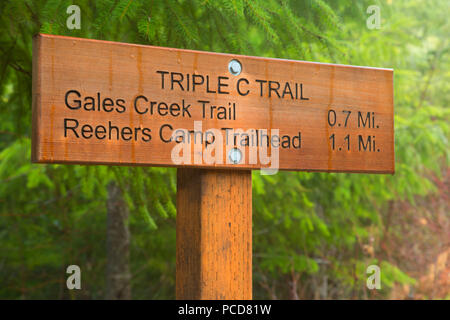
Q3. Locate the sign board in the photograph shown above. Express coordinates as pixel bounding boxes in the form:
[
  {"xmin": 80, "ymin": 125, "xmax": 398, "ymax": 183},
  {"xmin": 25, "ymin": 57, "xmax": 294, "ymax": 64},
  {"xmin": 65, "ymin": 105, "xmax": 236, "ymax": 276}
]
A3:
[{"xmin": 32, "ymin": 34, "xmax": 394, "ymax": 173}]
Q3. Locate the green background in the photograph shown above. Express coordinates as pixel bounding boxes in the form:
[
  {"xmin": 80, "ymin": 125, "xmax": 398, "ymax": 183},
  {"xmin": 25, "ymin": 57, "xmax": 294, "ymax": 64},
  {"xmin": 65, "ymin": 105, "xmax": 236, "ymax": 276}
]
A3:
[{"xmin": 0, "ymin": 0, "xmax": 448, "ymax": 299}]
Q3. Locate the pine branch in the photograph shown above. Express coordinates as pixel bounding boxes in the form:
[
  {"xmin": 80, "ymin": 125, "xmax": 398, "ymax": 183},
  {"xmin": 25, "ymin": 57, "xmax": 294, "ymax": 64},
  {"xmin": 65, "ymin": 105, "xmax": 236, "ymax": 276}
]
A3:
[{"xmin": 0, "ymin": 46, "xmax": 31, "ymax": 77}]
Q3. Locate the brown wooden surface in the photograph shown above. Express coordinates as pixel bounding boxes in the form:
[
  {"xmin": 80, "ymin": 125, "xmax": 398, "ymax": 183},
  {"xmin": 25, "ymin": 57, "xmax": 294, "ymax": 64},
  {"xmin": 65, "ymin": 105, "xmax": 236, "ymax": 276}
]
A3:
[
  {"xmin": 176, "ymin": 169, "xmax": 252, "ymax": 299},
  {"xmin": 32, "ymin": 33, "xmax": 394, "ymax": 173}
]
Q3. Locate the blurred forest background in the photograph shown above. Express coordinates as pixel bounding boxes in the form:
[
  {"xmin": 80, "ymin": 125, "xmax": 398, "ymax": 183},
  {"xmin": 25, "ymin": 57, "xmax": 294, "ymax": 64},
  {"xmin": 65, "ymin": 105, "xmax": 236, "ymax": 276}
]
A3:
[{"xmin": 0, "ymin": 0, "xmax": 449, "ymax": 299}]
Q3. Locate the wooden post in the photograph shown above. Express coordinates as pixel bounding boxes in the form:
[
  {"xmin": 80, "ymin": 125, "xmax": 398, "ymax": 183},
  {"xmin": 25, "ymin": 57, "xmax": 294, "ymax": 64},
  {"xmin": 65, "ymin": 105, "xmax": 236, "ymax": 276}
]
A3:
[{"xmin": 176, "ymin": 169, "xmax": 252, "ymax": 300}]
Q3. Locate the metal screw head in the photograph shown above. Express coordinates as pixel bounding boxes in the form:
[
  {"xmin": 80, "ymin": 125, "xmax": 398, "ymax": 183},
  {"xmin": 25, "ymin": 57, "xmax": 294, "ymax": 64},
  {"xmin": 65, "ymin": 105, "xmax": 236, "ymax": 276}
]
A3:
[
  {"xmin": 228, "ymin": 59, "xmax": 242, "ymax": 76},
  {"xmin": 228, "ymin": 148, "xmax": 242, "ymax": 164}
]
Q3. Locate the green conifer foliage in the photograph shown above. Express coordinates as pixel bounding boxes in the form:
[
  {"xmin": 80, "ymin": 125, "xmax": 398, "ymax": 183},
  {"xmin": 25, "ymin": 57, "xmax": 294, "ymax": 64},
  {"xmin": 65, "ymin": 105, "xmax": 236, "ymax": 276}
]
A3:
[{"xmin": 0, "ymin": 0, "xmax": 448, "ymax": 299}]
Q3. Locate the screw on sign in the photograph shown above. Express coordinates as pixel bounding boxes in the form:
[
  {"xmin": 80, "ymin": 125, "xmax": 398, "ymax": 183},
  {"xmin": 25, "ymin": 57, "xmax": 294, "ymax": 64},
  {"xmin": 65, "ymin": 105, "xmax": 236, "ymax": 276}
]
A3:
[
  {"xmin": 228, "ymin": 148, "xmax": 243, "ymax": 164},
  {"xmin": 32, "ymin": 34, "xmax": 394, "ymax": 299},
  {"xmin": 228, "ymin": 59, "xmax": 242, "ymax": 76}
]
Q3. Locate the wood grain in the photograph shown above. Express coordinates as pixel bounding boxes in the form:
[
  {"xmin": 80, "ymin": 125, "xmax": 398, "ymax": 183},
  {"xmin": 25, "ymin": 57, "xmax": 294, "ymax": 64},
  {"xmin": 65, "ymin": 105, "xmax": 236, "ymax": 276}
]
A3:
[
  {"xmin": 32, "ymin": 33, "xmax": 394, "ymax": 173},
  {"xmin": 176, "ymin": 169, "xmax": 252, "ymax": 299}
]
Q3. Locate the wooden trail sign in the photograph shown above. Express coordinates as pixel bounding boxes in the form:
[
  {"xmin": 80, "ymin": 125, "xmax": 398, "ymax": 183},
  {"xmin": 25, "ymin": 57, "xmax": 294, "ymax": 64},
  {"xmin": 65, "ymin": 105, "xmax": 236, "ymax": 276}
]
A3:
[
  {"xmin": 32, "ymin": 34, "xmax": 394, "ymax": 173},
  {"xmin": 31, "ymin": 34, "xmax": 395, "ymax": 300}
]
